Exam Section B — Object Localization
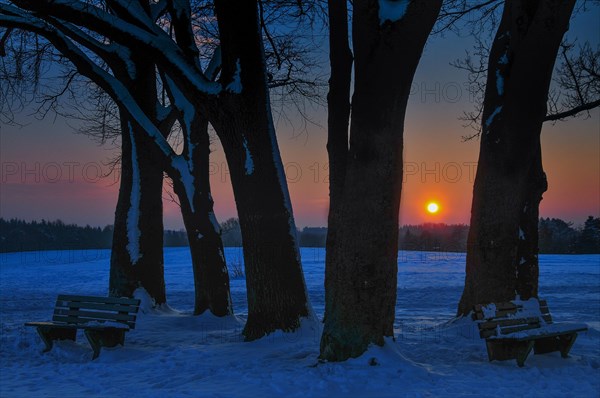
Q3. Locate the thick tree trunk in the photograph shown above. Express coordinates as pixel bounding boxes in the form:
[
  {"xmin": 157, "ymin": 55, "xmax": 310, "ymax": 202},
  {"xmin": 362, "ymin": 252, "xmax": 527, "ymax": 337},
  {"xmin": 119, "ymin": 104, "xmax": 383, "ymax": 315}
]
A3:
[
  {"xmin": 320, "ymin": 1, "xmax": 441, "ymax": 361},
  {"xmin": 212, "ymin": 0, "xmax": 310, "ymax": 340},
  {"xmin": 108, "ymin": 42, "xmax": 166, "ymax": 303},
  {"xmin": 458, "ymin": 0, "xmax": 575, "ymax": 315},
  {"xmin": 323, "ymin": 0, "xmax": 353, "ymax": 327},
  {"xmin": 109, "ymin": 116, "xmax": 166, "ymax": 304}
]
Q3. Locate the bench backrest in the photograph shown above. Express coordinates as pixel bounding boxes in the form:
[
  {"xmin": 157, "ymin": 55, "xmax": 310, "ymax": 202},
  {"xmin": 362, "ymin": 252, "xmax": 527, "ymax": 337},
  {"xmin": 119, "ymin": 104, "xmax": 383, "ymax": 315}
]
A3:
[
  {"xmin": 52, "ymin": 295, "xmax": 141, "ymax": 329},
  {"xmin": 473, "ymin": 299, "xmax": 553, "ymax": 338}
]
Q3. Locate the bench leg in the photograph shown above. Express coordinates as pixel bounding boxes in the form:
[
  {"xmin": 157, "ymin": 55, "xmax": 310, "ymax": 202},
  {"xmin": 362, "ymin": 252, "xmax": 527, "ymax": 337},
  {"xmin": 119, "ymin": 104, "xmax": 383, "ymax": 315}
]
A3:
[
  {"xmin": 516, "ymin": 341, "xmax": 534, "ymax": 368},
  {"xmin": 486, "ymin": 340, "xmax": 534, "ymax": 367},
  {"xmin": 485, "ymin": 341, "xmax": 496, "ymax": 362},
  {"xmin": 36, "ymin": 326, "xmax": 76, "ymax": 353},
  {"xmin": 84, "ymin": 329, "xmax": 127, "ymax": 360},
  {"xmin": 559, "ymin": 333, "xmax": 577, "ymax": 358}
]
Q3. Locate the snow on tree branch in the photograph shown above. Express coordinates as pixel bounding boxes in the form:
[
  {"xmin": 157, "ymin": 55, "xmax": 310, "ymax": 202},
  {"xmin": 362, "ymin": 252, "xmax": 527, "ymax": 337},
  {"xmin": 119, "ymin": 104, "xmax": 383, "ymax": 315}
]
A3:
[
  {"xmin": 8, "ymin": 0, "xmax": 221, "ymax": 95},
  {"xmin": 0, "ymin": 6, "xmax": 175, "ymax": 159}
]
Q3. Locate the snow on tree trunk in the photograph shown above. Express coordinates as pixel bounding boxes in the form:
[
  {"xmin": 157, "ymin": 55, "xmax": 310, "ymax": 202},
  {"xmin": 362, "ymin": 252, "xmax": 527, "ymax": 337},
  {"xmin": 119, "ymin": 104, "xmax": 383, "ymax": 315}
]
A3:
[
  {"xmin": 212, "ymin": 0, "xmax": 311, "ymax": 340},
  {"xmin": 109, "ymin": 117, "xmax": 166, "ymax": 304},
  {"xmin": 515, "ymin": 146, "xmax": 547, "ymax": 300},
  {"xmin": 108, "ymin": 46, "xmax": 166, "ymax": 303},
  {"xmin": 320, "ymin": 1, "xmax": 442, "ymax": 361},
  {"xmin": 458, "ymin": 0, "xmax": 576, "ymax": 316}
]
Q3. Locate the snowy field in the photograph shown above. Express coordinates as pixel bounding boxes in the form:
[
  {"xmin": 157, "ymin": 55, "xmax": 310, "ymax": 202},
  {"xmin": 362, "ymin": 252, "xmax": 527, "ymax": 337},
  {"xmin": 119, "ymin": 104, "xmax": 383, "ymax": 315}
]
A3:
[{"xmin": 1, "ymin": 248, "xmax": 599, "ymax": 397}]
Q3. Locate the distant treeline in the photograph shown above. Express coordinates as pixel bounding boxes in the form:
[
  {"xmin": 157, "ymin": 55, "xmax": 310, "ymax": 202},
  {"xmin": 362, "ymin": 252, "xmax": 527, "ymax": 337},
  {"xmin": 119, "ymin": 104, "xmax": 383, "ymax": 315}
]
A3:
[
  {"xmin": 1, "ymin": 216, "xmax": 598, "ymax": 254},
  {"xmin": 0, "ymin": 218, "xmax": 189, "ymax": 253}
]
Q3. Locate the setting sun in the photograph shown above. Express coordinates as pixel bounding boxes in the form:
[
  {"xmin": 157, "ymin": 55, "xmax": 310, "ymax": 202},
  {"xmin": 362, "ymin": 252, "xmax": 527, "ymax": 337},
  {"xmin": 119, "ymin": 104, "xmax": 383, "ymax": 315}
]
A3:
[{"xmin": 427, "ymin": 202, "xmax": 440, "ymax": 214}]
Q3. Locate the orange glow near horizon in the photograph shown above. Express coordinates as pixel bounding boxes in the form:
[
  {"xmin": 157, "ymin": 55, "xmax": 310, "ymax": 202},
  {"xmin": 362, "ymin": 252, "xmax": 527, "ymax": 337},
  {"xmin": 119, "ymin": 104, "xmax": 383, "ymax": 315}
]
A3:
[{"xmin": 1, "ymin": 17, "xmax": 598, "ymax": 230}]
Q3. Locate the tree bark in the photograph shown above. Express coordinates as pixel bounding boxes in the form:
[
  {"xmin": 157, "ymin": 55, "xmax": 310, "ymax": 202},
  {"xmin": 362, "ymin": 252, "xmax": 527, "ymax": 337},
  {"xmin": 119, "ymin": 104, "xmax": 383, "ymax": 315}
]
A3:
[
  {"xmin": 108, "ymin": 40, "xmax": 166, "ymax": 303},
  {"xmin": 320, "ymin": 0, "xmax": 441, "ymax": 361},
  {"xmin": 458, "ymin": 0, "xmax": 576, "ymax": 315},
  {"xmin": 170, "ymin": 115, "xmax": 233, "ymax": 316},
  {"xmin": 158, "ymin": 0, "xmax": 233, "ymax": 316},
  {"xmin": 323, "ymin": 0, "xmax": 353, "ymax": 328},
  {"xmin": 109, "ymin": 116, "xmax": 166, "ymax": 304},
  {"xmin": 212, "ymin": 0, "xmax": 310, "ymax": 340}
]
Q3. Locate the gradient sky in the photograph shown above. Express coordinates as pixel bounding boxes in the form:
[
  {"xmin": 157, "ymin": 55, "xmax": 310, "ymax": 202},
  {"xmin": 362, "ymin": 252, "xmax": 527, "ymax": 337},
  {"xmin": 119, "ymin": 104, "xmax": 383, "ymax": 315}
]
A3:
[{"xmin": 1, "ymin": 6, "xmax": 598, "ymax": 230}]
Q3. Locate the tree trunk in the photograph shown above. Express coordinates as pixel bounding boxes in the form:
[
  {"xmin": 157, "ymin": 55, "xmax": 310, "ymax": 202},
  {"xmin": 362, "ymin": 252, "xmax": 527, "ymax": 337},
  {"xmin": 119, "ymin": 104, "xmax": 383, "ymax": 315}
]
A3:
[
  {"xmin": 155, "ymin": 0, "xmax": 233, "ymax": 316},
  {"xmin": 323, "ymin": 0, "xmax": 353, "ymax": 327},
  {"xmin": 108, "ymin": 42, "xmax": 166, "ymax": 304},
  {"xmin": 109, "ymin": 116, "xmax": 166, "ymax": 304},
  {"xmin": 212, "ymin": 0, "xmax": 310, "ymax": 340},
  {"xmin": 320, "ymin": 1, "xmax": 441, "ymax": 361},
  {"xmin": 170, "ymin": 115, "xmax": 233, "ymax": 316},
  {"xmin": 516, "ymin": 146, "xmax": 547, "ymax": 300},
  {"xmin": 458, "ymin": 0, "xmax": 576, "ymax": 315}
]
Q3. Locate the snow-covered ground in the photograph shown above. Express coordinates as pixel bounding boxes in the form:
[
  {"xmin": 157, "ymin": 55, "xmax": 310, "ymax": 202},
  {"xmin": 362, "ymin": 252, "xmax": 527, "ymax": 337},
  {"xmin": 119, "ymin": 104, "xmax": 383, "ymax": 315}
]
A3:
[{"xmin": 1, "ymin": 248, "xmax": 599, "ymax": 397}]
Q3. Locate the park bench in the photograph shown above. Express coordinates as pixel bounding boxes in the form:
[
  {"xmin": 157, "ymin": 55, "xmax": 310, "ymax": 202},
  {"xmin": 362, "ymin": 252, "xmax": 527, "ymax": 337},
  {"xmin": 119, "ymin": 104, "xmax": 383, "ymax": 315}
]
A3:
[
  {"xmin": 473, "ymin": 298, "xmax": 587, "ymax": 367},
  {"xmin": 25, "ymin": 294, "xmax": 141, "ymax": 359}
]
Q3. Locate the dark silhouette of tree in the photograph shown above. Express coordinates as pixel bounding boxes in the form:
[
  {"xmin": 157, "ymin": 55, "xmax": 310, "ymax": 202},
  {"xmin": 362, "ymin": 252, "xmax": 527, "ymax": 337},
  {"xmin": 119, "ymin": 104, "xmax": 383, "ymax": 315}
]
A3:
[
  {"xmin": 577, "ymin": 216, "xmax": 600, "ymax": 254},
  {"xmin": 458, "ymin": 0, "xmax": 578, "ymax": 315},
  {"xmin": 299, "ymin": 227, "xmax": 327, "ymax": 247},
  {"xmin": 0, "ymin": 218, "xmax": 112, "ymax": 252},
  {"xmin": 321, "ymin": 0, "xmax": 442, "ymax": 361},
  {"xmin": 538, "ymin": 218, "xmax": 577, "ymax": 254},
  {"xmin": 220, "ymin": 218, "xmax": 242, "ymax": 247},
  {"xmin": 0, "ymin": 0, "xmax": 313, "ymax": 337}
]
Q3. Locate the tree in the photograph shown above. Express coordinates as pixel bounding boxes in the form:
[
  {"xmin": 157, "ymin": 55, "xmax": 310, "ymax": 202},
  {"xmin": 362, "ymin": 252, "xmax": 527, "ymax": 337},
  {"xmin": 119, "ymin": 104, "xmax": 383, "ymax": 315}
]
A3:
[
  {"xmin": 457, "ymin": 0, "xmax": 579, "ymax": 315},
  {"xmin": 0, "ymin": 0, "xmax": 312, "ymax": 336},
  {"xmin": 211, "ymin": 0, "xmax": 311, "ymax": 339},
  {"xmin": 0, "ymin": 25, "xmax": 170, "ymax": 305},
  {"xmin": 320, "ymin": 0, "xmax": 442, "ymax": 361},
  {"xmin": 0, "ymin": 0, "xmax": 232, "ymax": 314},
  {"xmin": 538, "ymin": 218, "xmax": 577, "ymax": 254},
  {"xmin": 221, "ymin": 218, "xmax": 242, "ymax": 247},
  {"xmin": 577, "ymin": 216, "xmax": 600, "ymax": 254}
]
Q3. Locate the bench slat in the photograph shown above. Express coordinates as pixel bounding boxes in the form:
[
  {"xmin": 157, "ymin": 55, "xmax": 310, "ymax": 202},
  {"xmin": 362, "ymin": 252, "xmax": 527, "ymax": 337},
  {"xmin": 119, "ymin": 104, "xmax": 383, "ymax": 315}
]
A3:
[
  {"xmin": 25, "ymin": 321, "xmax": 79, "ymax": 328},
  {"xmin": 500, "ymin": 322, "xmax": 541, "ymax": 335},
  {"xmin": 480, "ymin": 322, "xmax": 541, "ymax": 338},
  {"xmin": 56, "ymin": 302, "xmax": 139, "ymax": 314},
  {"xmin": 479, "ymin": 317, "xmax": 540, "ymax": 331},
  {"xmin": 52, "ymin": 316, "xmax": 136, "ymax": 328},
  {"xmin": 491, "ymin": 325, "xmax": 588, "ymax": 341},
  {"xmin": 57, "ymin": 295, "xmax": 140, "ymax": 307},
  {"xmin": 53, "ymin": 309, "xmax": 136, "ymax": 322}
]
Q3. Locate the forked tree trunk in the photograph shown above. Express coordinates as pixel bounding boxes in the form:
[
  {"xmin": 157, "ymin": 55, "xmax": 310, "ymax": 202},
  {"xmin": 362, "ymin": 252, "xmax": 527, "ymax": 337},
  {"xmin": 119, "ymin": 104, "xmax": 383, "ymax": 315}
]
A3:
[
  {"xmin": 458, "ymin": 0, "xmax": 576, "ymax": 315},
  {"xmin": 320, "ymin": 0, "xmax": 441, "ymax": 361},
  {"xmin": 161, "ymin": 0, "xmax": 233, "ymax": 316},
  {"xmin": 212, "ymin": 0, "xmax": 310, "ymax": 340}
]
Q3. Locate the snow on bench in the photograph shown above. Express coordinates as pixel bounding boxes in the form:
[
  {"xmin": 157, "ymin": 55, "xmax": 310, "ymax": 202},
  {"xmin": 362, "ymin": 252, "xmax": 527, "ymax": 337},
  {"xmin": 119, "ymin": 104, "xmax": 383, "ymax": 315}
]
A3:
[{"xmin": 473, "ymin": 298, "xmax": 588, "ymax": 367}]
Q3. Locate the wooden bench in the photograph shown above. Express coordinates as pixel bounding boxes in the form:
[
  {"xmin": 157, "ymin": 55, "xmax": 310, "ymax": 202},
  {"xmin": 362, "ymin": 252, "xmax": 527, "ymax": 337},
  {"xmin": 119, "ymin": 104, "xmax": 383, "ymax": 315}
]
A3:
[
  {"xmin": 473, "ymin": 298, "xmax": 587, "ymax": 367},
  {"xmin": 25, "ymin": 295, "xmax": 141, "ymax": 359}
]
